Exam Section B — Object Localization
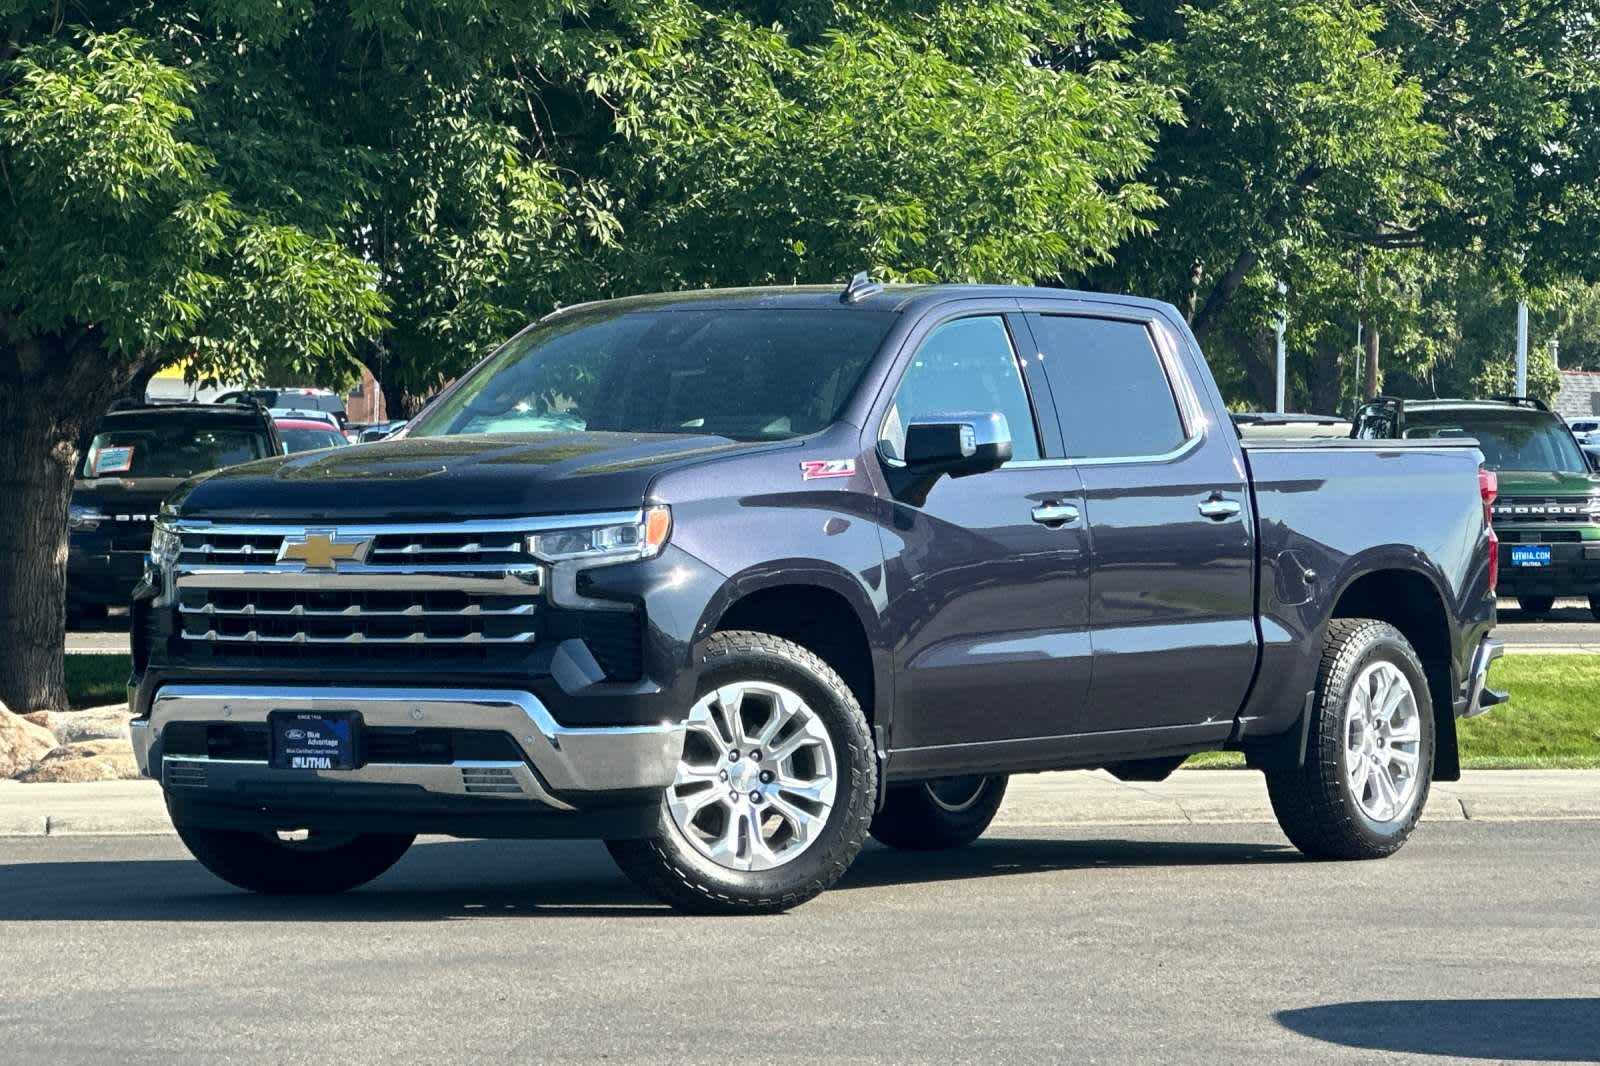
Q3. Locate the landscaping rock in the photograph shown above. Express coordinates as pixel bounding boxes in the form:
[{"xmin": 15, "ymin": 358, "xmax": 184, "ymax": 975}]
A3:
[
  {"xmin": 1, "ymin": 706, "xmax": 58, "ymax": 778},
  {"xmin": 17, "ymin": 739, "xmax": 141, "ymax": 783},
  {"xmin": 21, "ymin": 704, "xmax": 133, "ymax": 744}
]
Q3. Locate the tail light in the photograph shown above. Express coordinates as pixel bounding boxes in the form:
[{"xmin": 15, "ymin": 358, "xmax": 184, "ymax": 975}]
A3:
[{"xmin": 1479, "ymin": 467, "xmax": 1498, "ymax": 593}]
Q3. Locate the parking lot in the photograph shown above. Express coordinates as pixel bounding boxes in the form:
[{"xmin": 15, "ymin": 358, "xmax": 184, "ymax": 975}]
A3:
[{"xmin": 2, "ymin": 821, "xmax": 1596, "ymax": 1065}]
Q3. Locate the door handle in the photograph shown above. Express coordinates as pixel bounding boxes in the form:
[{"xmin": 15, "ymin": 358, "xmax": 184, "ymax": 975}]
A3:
[
  {"xmin": 1031, "ymin": 502, "xmax": 1080, "ymax": 527},
  {"xmin": 1198, "ymin": 496, "xmax": 1242, "ymax": 521}
]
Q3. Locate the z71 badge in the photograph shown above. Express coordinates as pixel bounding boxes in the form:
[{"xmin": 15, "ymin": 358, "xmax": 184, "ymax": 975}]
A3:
[{"xmin": 800, "ymin": 459, "xmax": 855, "ymax": 481}]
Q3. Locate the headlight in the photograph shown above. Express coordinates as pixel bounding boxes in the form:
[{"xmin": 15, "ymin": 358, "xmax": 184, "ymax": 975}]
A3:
[
  {"xmin": 149, "ymin": 522, "xmax": 182, "ymax": 571},
  {"xmin": 68, "ymin": 503, "xmax": 104, "ymax": 532},
  {"xmin": 526, "ymin": 507, "xmax": 671, "ymax": 565}
]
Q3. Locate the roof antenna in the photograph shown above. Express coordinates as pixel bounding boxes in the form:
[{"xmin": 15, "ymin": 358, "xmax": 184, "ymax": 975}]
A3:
[{"xmin": 841, "ymin": 271, "xmax": 883, "ymax": 304}]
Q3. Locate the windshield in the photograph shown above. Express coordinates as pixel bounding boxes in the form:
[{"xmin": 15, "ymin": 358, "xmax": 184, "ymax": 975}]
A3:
[
  {"xmin": 1402, "ymin": 410, "xmax": 1591, "ymax": 474},
  {"xmin": 408, "ymin": 308, "xmax": 895, "ymax": 442},
  {"xmin": 82, "ymin": 421, "xmax": 272, "ymax": 478}
]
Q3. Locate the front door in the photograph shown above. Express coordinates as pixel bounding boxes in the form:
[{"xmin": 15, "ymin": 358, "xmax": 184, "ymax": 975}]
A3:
[
  {"xmin": 875, "ymin": 312, "xmax": 1092, "ymax": 752},
  {"xmin": 1026, "ymin": 307, "xmax": 1257, "ymax": 735}
]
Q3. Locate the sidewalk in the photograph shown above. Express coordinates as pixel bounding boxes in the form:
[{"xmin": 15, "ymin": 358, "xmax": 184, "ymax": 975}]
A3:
[{"xmin": 3, "ymin": 769, "xmax": 1597, "ymax": 838}]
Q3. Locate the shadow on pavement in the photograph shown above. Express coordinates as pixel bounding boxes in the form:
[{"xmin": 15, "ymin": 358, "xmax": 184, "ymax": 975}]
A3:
[
  {"xmin": 1278, "ymin": 998, "xmax": 1600, "ymax": 1062},
  {"xmin": 838, "ymin": 834, "xmax": 1295, "ymax": 891},
  {"xmin": 0, "ymin": 833, "xmax": 1293, "ymax": 922}
]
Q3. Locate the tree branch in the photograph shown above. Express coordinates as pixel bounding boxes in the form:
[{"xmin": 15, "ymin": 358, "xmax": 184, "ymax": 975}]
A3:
[{"xmin": 1191, "ymin": 163, "xmax": 1324, "ymax": 340}]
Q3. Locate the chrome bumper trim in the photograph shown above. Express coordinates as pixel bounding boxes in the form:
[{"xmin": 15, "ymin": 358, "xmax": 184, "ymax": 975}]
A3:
[
  {"xmin": 134, "ymin": 685, "xmax": 686, "ymax": 809},
  {"xmin": 1462, "ymin": 637, "xmax": 1507, "ymax": 718}
]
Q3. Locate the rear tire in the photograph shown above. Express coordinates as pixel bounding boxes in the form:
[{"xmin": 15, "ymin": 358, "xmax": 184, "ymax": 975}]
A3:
[
  {"xmin": 1589, "ymin": 595, "xmax": 1600, "ymax": 622},
  {"xmin": 605, "ymin": 631, "xmax": 876, "ymax": 914},
  {"xmin": 173, "ymin": 820, "xmax": 414, "ymax": 894},
  {"xmin": 1517, "ymin": 595, "xmax": 1556, "ymax": 617},
  {"xmin": 869, "ymin": 775, "xmax": 1008, "ymax": 851},
  {"xmin": 1264, "ymin": 618, "xmax": 1434, "ymax": 860}
]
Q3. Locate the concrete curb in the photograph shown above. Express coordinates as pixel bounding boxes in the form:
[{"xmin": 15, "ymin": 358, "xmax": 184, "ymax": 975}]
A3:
[{"xmin": 4, "ymin": 769, "xmax": 1599, "ymax": 839}]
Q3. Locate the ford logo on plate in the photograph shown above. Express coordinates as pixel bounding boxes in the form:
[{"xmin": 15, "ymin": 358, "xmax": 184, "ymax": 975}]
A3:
[{"xmin": 285, "ymin": 729, "xmax": 306, "ymax": 740}]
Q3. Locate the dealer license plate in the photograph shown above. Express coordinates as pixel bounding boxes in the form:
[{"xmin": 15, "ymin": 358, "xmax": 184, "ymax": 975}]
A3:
[
  {"xmin": 1509, "ymin": 545, "xmax": 1552, "ymax": 568},
  {"xmin": 270, "ymin": 711, "xmax": 359, "ymax": 770}
]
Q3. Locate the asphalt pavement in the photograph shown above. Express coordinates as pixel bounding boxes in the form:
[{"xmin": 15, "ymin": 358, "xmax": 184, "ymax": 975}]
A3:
[{"xmin": 1, "ymin": 821, "xmax": 1596, "ymax": 1064}]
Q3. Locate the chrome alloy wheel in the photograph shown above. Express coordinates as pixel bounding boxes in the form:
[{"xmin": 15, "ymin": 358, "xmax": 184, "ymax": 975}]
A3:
[
  {"xmin": 923, "ymin": 776, "xmax": 988, "ymax": 813},
  {"xmin": 1343, "ymin": 661, "xmax": 1423, "ymax": 823},
  {"xmin": 667, "ymin": 681, "xmax": 838, "ymax": 872}
]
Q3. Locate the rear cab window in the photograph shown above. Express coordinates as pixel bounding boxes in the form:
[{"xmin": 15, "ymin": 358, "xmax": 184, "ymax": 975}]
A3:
[{"xmin": 1027, "ymin": 314, "xmax": 1188, "ymax": 459}]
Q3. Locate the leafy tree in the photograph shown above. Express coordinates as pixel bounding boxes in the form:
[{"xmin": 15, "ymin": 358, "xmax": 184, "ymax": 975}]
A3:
[
  {"xmin": 1096, "ymin": 0, "xmax": 1600, "ymax": 411},
  {"xmin": 0, "ymin": 26, "xmax": 385, "ymax": 710},
  {"xmin": 0, "ymin": 1, "xmax": 1171, "ymax": 707}
]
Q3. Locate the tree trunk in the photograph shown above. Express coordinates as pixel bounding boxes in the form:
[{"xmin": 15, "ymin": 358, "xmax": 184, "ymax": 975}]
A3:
[
  {"xmin": 0, "ymin": 393, "xmax": 84, "ymax": 710},
  {"xmin": 1307, "ymin": 342, "xmax": 1346, "ymax": 415},
  {"xmin": 1362, "ymin": 326, "xmax": 1381, "ymax": 399},
  {"xmin": 0, "ymin": 339, "xmax": 138, "ymax": 711},
  {"xmin": 379, "ymin": 375, "xmax": 415, "ymax": 421}
]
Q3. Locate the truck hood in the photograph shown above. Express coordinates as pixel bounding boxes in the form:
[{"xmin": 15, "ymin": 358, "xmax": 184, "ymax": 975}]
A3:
[
  {"xmin": 166, "ymin": 431, "xmax": 775, "ymax": 522},
  {"xmin": 1494, "ymin": 469, "xmax": 1600, "ymax": 497}
]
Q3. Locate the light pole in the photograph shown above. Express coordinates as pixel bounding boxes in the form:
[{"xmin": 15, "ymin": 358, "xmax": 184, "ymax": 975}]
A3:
[
  {"xmin": 1515, "ymin": 300, "xmax": 1529, "ymax": 396},
  {"xmin": 1275, "ymin": 281, "xmax": 1287, "ymax": 413}
]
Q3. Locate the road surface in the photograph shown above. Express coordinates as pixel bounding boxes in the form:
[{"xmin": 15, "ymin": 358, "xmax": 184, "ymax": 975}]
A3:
[{"xmin": 2, "ymin": 821, "xmax": 1596, "ymax": 1064}]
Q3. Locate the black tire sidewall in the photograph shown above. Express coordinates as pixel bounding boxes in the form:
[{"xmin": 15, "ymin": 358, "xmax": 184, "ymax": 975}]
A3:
[
  {"xmin": 1321, "ymin": 630, "xmax": 1435, "ymax": 846},
  {"xmin": 1517, "ymin": 595, "xmax": 1556, "ymax": 616},
  {"xmin": 643, "ymin": 636, "xmax": 874, "ymax": 902},
  {"xmin": 870, "ymin": 775, "xmax": 1008, "ymax": 850}
]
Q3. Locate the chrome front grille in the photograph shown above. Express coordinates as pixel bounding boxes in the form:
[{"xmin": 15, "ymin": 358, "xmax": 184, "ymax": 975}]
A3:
[
  {"xmin": 177, "ymin": 587, "xmax": 540, "ymax": 645},
  {"xmin": 177, "ymin": 527, "xmax": 527, "ymax": 568},
  {"xmin": 163, "ymin": 515, "xmax": 645, "ymax": 676},
  {"xmin": 1491, "ymin": 497, "xmax": 1599, "ymax": 524}
]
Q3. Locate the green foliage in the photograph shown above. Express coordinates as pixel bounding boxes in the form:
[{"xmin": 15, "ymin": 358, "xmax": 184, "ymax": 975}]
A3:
[
  {"xmin": 0, "ymin": 27, "xmax": 385, "ymax": 384},
  {"xmin": 594, "ymin": 3, "xmax": 1176, "ymax": 288}
]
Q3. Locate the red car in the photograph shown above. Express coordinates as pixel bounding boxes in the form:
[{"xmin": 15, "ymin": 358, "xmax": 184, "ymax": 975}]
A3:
[{"xmin": 273, "ymin": 416, "xmax": 349, "ymax": 455}]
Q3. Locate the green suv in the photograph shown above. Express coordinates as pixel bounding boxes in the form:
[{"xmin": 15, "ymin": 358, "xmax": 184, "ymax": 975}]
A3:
[{"xmin": 1357, "ymin": 397, "xmax": 1600, "ymax": 619}]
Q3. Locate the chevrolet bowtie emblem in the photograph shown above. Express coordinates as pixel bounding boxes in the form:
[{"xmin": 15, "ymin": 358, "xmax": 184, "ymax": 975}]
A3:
[{"xmin": 277, "ymin": 531, "xmax": 372, "ymax": 570}]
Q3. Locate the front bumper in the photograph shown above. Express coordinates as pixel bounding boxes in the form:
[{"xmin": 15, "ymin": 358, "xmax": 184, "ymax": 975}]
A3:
[
  {"xmin": 1460, "ymin": 637, "xmax": 1507, "ymax": 719},
  {"xmin": 67, "ymin": 549, "xmax": 145, "ymax": 606},
  {"xmin": 133, "ymin": 685, "xmax": 686, "ymax": 828}
]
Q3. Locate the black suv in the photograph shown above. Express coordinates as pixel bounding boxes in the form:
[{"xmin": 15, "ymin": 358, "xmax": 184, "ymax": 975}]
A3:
[{"xmin": 68, "ymin": 404, "xmax": 280, "ymax": 621}]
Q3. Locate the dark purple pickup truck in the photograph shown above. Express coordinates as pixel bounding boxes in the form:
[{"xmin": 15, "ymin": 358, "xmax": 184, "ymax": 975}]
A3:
[{"xmin": 129, "ymin": 279, "xmax": 1503, "ymax": 912}]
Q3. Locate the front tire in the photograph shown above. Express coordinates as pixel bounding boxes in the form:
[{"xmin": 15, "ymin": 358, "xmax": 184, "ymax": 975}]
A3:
[
  {"xmin": 173, "ymin": 820, "xmax": 414, "ymax": 894},
  {"xmin": 1517, "ymin": 594, "xmax": 1556, "ymax": 617},
  {"xmin": 606, "ymin": 631, "xmax": 875, "ymax": 914},
  {"xmin": 1264, "ymin": 618, "xmax": 1434, "ymax": 860},
  {"xmin": 1589, "ymin": 594, "xmax": 1600, "ymax": 622},
  {"xmin": 869, "ymin": 775, "xmax": 1008, "ymax": 850}
]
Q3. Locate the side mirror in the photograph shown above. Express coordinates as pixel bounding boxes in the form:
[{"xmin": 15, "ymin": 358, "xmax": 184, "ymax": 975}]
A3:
[
  {"xmin": 1587, "ymin": 449, "xmax": 1600, "ymax": 474},
  {"xmin": 887, "ymin": 411, "xmax": 1013, "ymax": 505}
]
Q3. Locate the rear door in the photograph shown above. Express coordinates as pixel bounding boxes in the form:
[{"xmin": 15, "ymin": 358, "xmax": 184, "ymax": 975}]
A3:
[
  {"xmin": 875, "ymin": 309, "xmax": 1093, "ymax": 751},
  {"xmin": 1024, "ymin": 305, "xmax": 1257, "ymax": 734}
]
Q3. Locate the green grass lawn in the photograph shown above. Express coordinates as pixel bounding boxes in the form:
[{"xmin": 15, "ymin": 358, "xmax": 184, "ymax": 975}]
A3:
[
  {"xmin": 64, "ymin": 653, "xmax": 131, "ymax": 709},
  {"xmin": 1189, "ymin": 654, "xmax": 1599, "ymax": 770}
]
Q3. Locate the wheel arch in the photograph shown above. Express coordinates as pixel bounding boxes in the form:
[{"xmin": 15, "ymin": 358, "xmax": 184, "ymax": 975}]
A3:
[
  {"xmin": 697, "ymin": 568, "xmax": 889, "ymax": 737},
  {"xmin": 1328, "ymin": 562, "xmax": 1460, "ymax": 781}
]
